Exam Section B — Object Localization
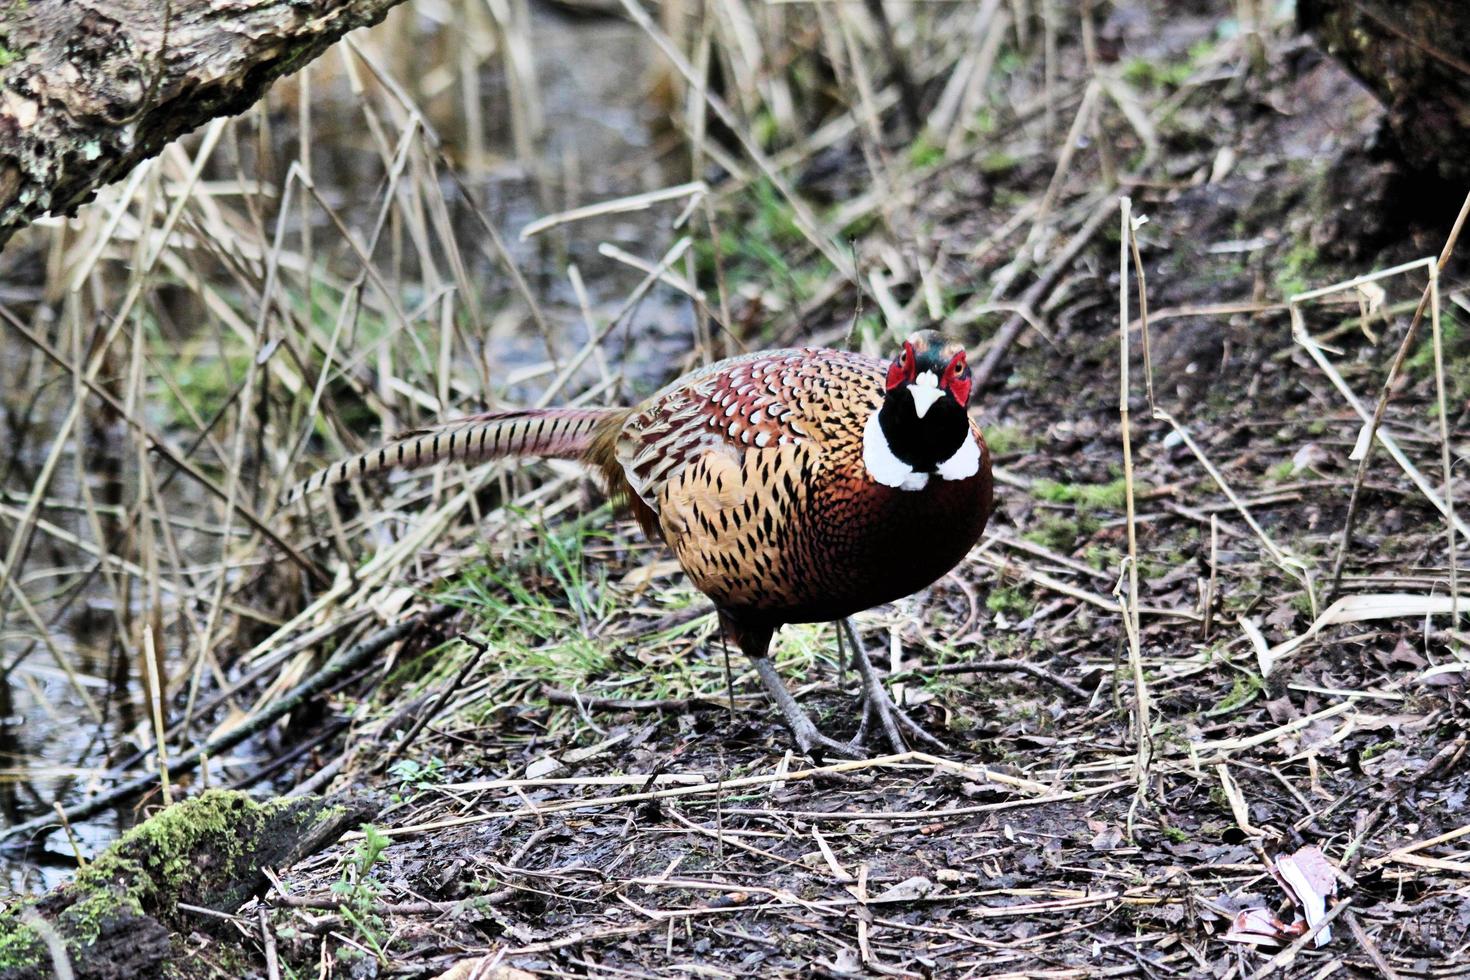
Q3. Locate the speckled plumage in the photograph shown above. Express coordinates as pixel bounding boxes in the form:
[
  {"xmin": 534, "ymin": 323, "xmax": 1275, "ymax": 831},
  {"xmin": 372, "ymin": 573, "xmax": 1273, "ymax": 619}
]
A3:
[
  {"xmin": 610, "ymin": 347, "xmax": 992, "ymax": 628},
  {"xmin": 292, "ymin": 338, "xmax": 995, "ymax": 757}
]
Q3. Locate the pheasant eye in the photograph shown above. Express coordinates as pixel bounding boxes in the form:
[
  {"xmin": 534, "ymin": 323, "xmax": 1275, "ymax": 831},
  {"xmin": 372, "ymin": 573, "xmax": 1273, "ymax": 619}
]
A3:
[
  {"xmin": 886, "ymin": 342, "xmax": 917, "ymax": 391},
  {"xmin": 943, "ymin": 351, "xmax": 973, "ymax": 405}
]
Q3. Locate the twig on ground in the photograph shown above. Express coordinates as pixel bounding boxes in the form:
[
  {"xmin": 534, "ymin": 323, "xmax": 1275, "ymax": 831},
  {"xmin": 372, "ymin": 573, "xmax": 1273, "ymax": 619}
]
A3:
[
  {"xmin": 966, "ymin": 197, "xmax": 1114, "ymax": 392},
  {"xmin": 1326, "ymin": 190, "xmax": 1470, "ymax": 603},
  {"xmin": 892, "ymin": 659, "xmax": 1091, "ymax": 700},
  {"xmin": 543, "ymin": 687, "xmax": 731, "ymax": 714},
  {"xmin": 0, "ymin": 604, "xmax": 454, "ymax": 848},
  {"xmin": 382, "ymin": 632, "xmax": 493, "ymax": 770}
]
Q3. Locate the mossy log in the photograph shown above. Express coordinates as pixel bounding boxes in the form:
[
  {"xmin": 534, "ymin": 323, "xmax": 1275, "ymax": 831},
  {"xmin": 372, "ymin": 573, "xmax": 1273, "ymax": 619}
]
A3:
[
  {"xmin": 1299, "ymin": 0, "xmax": 1470, "ymax": 182},
  {"xmin": 0, "ymin": 0, "xmax": 414, "ymax": 251},
  {"xmin": 0, "ymin": 790, "xmax": 377, "ymax": 980}
]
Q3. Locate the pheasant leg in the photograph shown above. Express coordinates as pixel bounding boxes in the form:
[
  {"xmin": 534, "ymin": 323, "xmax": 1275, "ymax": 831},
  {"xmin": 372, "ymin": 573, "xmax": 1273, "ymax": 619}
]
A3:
[
  {"xmin": 840, "ymin": 619, "xmax": 949, "ymax": 754},
  {"xmin": 751, "ymin": 656, "xmax": 864, "ymax": 761},
  {"xmin": 850, "ymin": 681, "xmax": 874, "ymax": 747}
]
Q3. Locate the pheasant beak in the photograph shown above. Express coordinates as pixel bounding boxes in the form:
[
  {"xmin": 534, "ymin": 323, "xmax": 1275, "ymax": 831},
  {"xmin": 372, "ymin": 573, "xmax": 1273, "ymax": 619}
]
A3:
[
  {"xmin": 886, "ymin": 334, "xmax": 973, "ymax": 416},
  {"xmin": 909, "ymin": 372, "xmax": 945, "ymax": 418}
]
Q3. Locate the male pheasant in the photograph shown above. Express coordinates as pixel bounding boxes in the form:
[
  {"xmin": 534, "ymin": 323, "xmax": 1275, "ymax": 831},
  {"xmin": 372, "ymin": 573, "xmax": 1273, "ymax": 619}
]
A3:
[{"xmin": 292, "ymin": 331, "xmax": 994, "ymax": 758}]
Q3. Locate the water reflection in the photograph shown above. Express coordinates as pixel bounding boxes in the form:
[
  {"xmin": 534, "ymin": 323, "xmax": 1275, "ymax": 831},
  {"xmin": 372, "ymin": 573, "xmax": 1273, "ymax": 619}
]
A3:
[{"xmin": 0, "ymin": 0, "xmax": 691, "ymax": 891}]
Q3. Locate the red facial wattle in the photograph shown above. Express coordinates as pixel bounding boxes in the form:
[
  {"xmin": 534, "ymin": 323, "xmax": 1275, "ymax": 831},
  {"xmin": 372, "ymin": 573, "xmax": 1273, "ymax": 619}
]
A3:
[
  {"xmin": 941, "ymin": 351, "xmax": 972, "ymax": 406},
  {"xmin": 885, "ymin": 341, "xmax": 917, "ymax": 392}
]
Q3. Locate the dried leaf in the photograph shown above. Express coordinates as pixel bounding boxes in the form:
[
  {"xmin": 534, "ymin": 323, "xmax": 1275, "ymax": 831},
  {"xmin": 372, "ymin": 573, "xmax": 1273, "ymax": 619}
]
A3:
[
  {"xmin": 1263, "ymin": 593, "xmax": 1465, "ymax": 675},
  {"xmin": 1223, "ymin": 907, "xmax": 1302, "ymax": 947},
  {"xmin": 1290, "ymin": 442, "xmax": 1330, "ymax": 473},
  {"xmin": 432, "ymin": 959, "xmax": 536, "ymax": 980},
  {"xmin": 1088, "ymin": 819, "xmax": 1124, "ymax": 850},
  {"xmin": 872, "ymin": 875, "xmax": 940, "ymax": 903}
]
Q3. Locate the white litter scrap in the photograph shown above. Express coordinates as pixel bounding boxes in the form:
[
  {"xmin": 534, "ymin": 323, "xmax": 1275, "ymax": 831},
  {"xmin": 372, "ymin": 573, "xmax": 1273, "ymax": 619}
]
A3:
[
  {"xmin": 1244, "ymin": 592, "xmax": 1465, "ymax": 676},
  {"xmin": 1275, "ymin": 847, "xmax": 1338, "ymax": 948},
  {"xmin": 1222, "ymin": 844, "xmax": 1339, "ymax": 949}
]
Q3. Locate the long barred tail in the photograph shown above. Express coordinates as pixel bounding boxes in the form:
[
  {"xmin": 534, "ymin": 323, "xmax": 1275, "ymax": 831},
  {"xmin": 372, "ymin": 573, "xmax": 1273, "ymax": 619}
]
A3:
[{"xmin": 285, "ymin": 407, "xmax": 624, "ymax": 503}]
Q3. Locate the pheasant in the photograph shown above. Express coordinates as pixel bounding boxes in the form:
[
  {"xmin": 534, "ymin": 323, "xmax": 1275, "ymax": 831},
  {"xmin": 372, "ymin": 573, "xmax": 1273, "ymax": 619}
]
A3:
[{"xmin": 291, "ymin": 331, "xmax": 994, "ymax": 758}]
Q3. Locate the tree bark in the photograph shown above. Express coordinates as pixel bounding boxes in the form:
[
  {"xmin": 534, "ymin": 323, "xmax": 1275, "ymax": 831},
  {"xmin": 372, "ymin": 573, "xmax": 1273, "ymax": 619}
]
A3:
[
  {"xmin": 0, "ymin": 0, "xmax": 412, "ymax": 251},
  {"xmin": 1300, "ymin": 0, "xmax": 1470, "ymax": 182}
]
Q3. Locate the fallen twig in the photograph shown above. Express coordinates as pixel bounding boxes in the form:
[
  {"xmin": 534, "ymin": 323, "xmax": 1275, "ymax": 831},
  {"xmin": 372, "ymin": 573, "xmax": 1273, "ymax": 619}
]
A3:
[
  {"xmin": 892, "ymin": 659, "xmax": 1092, "ymax": 700},
  {"xmin": 542, "ymin": 686, "xmax": 731, "ymax": 714},
  {"xmin": 0, "ymin": 604, "xmax": 455, "ymax": 849}
]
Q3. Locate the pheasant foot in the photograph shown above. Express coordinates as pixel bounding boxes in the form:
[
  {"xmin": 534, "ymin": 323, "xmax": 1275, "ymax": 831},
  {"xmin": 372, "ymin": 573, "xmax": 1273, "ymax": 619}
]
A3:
[
  {"xmin": 841, "ymin": 619, "xmax": 950, "ymax": 754},
  {"xmin": 752, "ymin": 656, "xmax": 864, "ymax": 761}
]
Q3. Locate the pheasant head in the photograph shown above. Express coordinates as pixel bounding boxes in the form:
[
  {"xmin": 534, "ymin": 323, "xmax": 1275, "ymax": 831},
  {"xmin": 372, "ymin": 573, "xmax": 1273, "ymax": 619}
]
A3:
[{"xmin": 863, "ymin": 330, "xmax": 981, "ymax": 491}]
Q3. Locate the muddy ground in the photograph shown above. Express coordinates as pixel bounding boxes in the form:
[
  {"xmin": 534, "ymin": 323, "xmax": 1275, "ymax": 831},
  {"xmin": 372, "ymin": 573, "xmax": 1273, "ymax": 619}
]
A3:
[
  {"xmin": 243, "ymin": 15, "xmax": 1468, "ymax": 980},
  {"xmin": 3, "ymin": 1, "xmax": 1469, "ymax": 978}
]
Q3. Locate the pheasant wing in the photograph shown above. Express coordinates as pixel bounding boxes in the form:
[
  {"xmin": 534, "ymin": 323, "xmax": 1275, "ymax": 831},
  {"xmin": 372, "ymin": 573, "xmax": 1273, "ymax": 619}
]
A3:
[{"xmin": 615, "ymin": 347, "xmax": 879, "ymax": 512}]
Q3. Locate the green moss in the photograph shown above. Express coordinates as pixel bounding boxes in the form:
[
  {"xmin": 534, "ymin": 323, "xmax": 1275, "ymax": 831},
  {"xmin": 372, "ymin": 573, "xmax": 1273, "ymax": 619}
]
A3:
[
  {"xmin": 1137, "ymin": 557, "xmax": 1172, "ymax": 580},
  {"xmin": 1215, "ymin": 674, "xmax": 1262, "ymax": 714},
  {"xmin": 1405, "ymin": 308, "xmax": 1467, "ymax": 388},
  {"xmin": 0, "ymin": 793, "xmax": 277, "ymax": 969},
  {"xmin": 836, "ymin": 210, "xmax": 879, "ymax": 240},
  {"xmin": 1024, "ymin": 514, "xmax": 1080, "ymax": 553},
  {"xmin": 77, "ymin": 789, "xmax": 265, "ymax": 910},
  {"xmin": 907, "ymin": 134, "xmax": 945, "ymax": 170},
  {"xmin": 1162, "ymin": 825, "xmax": 1190, "ymax": 844},
  {"xmin": 982, "ymin": 424, "xmax": 1035, "ymax": 456},
  {"xmin": 1083, "ymin": 544, "xmax": 1123, "ymax": 571},
  {"xmin": 1360, "ymin": 739, "xmax": 1399, "ymax": 762},
  {"xmin": 0, "ymin": 917, "xmax": 44, "ymax": 970},
  {"xmin": 1032, "ymin": 477, "xmax": 1129, "ymax": 511},
  {"xmin": 978, "ymin": 151, "xmax": 1021, "ymax": 176},
  {"xmin": 1266, "ymin": 459, "xmax": 1295, "ymax": 483},
  {"xmin": 752, "ymin": 109, "xmax": 780, "ymax": 149},
  {"xmin": 311, "ymin": 802, "xmax": 350, "ymax": 828},
  {"xmin": 1122, "ymin": 38, "xmax": 1217, "ymax": 91},
  {"xmin": 1153, "ymin": 723, "xmax": 1194, "ymax": 753},
  {"xmin": 1275, "ymin": 241, "xmax": 1319, "ymax": 298},
  {"xmin": 985, "ymin": 584, "xmax": 1033, "ymax": 619},
  {"xmin": 57, "ymin": 888, "xmax": 145, "ymax": 949}
]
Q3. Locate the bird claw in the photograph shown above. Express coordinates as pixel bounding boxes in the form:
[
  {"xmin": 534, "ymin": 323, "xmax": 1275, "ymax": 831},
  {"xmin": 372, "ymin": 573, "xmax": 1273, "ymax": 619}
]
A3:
[
  {"xmin": 752, "ymin": 654, "xmax": 864, "ymax": 761},
  {"xmin": 843, "ymin": 619, "xmax": 949, "ymax": 755},
  {"xmin": 749, "ymin": 628, "xmax": 950, "ymax": 763},
  {"xmin": 792, "ymin": 721, "xmax": 866, "ymax": 762},
  {"xmin": 849, "ymin": 661, "xmax": 950, "ymax": 755}
]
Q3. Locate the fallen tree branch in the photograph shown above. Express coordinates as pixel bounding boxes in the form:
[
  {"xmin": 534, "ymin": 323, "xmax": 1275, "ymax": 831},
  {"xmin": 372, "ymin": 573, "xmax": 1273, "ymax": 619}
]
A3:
[
  {"xmin": 891, "ymin": 658, "xmax": 1094, "ymax": 701},
  {"xmin": 0, "ymin": 0, "xmax": 413, "ymax": 249},
  {"xmin": 0, "ymin": 790, "xmax": 377, "ymax": 980},
  {"xmin": 966, "ymin": 197, "xmax": 1115, "ymax": 393}
]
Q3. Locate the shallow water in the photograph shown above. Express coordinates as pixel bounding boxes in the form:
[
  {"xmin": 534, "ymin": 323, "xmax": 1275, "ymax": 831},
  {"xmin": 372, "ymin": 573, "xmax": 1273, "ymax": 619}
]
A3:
[{"xmin": 0, "ymin": 1, "xmax": 691, "ymax": 891}]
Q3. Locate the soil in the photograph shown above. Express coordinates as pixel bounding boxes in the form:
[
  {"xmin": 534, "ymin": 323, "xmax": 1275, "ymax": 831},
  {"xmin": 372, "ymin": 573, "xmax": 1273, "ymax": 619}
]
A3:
[
  {"xmin": 3, "ymin": 1, "xmax": 1469, "ymax": 978},
  {"xmin": 247, "ymin": 16, "xmax": 1467, "ymax": 980}
]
